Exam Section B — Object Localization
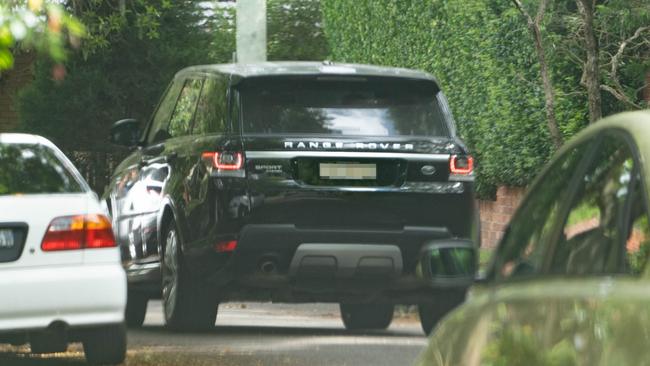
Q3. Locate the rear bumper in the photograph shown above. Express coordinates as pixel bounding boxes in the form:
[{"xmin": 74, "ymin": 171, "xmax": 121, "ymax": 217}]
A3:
[
  {"xmin": 245, "ymin": 223, "xmax": 450, "ymax": 269},
  {"xmin": 0, "ymin": 263, "xmax": 126, "ymax": 332},
  {"xmin": 205, "ymin": 224, "xmax": 452, "ymax": 276},
  {"xmin": 185, "ymin": 224, "xmax": 471, "ymax": 303}
]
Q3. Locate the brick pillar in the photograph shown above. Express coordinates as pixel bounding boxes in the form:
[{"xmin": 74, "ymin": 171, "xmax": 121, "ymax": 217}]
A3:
[{"xmin": 479, "ymin": 186, "xmax": 526, "ymax": 248}]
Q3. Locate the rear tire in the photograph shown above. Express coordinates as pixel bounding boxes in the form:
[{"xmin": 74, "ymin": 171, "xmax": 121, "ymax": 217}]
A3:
[
  {"xmin": 125, "ymin": 290, "xmax": 148, "ymax": 328},
  {"xmin": 82, "ymin": 324, "xmax": 126, "ymax": 365},
  {"xmin": 418, "ymin": 292, "xmax": 465, "ymax": 335},
  {"xmin": 161, "ymin": 219, "xmax": 217, "ymax": 332},
  {"xmin": 340, "ymin": 303, "xmax": 394, "ymax": 330}
]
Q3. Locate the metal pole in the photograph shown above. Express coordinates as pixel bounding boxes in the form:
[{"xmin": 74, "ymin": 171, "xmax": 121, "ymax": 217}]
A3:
[{"xmin": 236, "ymin": 0, "xmax": 267, "ymax": 63}]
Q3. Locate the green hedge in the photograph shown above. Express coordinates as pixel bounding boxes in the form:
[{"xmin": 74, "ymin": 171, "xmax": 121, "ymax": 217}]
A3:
[{"xmin": 321, "ymin": 0, "xmax": 588, "ymax": 198}]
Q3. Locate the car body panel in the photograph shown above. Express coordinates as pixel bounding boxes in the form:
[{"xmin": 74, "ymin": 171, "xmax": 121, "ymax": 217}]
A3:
[
  {"xmin": 0, "ymin": 263, "xmax": 126, "ymax": 331},
  {"xmin": 0, "ymin": 133, "xmax": 126, "ymax": 332},
  {"xmin": 419, "ymin": 278, "xmax": 650, "ymax": 366},
  {"xmin": 0, "ymin": 194, "xmax": 112, "ymax": 267},
  {"xmin": 417, "ymin": 110, "xmax": 650, "ymax": 364}
]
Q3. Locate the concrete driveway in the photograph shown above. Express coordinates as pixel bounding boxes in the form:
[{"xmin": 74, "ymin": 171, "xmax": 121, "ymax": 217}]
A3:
[{"xmin": 0, "ymin": 301, "xmax": 428, "ymax": 365}]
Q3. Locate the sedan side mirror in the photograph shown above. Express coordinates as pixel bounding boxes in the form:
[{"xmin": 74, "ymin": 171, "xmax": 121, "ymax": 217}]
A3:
[
  {"xmin": 110, "ymin": 119, "xmax": 140, "ymax": 147},
  {"xmin": 417, "ymin": 239, "xmax": 477, "ymax": 287}
]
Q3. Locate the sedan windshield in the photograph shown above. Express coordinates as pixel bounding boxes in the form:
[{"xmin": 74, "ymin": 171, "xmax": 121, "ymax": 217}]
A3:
[
  {"xmin": 240, "ymin": 78, "xmax": 451, "ymax": 137},
  {"xmin": 0, "ymin": 144, "xmax": 83, "ymax": 195}
]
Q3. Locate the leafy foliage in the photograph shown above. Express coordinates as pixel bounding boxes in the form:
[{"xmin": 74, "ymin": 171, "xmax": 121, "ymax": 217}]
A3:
[
  {"xmin": 0, "ymin": 1, "xmax": 85, "ymax": 70},
  {"xmin": 321, "ymin": 0, "xmax": 587, "ymax": 197},
  {"xmin": 322, "ymin": 0, "xmax": 649, "ymax": 197},
  {"xmin": 16, "ymin": 0, "xmax": 212, "ymax": 151},
  {"xmin": 267, "ymin": 0, "xmax": 329, "ymax": 61},
  {"xmin": 16, "ymin": 0, "xmax": 329, "ymax": 152}
]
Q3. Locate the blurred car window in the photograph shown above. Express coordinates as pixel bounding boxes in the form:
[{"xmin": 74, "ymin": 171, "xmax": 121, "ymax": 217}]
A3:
[
  {"xmin": 552, "ymin": 133, "xmax": 638, "ymax": 275},
  {"xmin": 168, "ymin": 78, "xmax": 203, "ymax": 139},
  {"xmin": 147, "ymin": 80, "xmax": 183, "ymax": 145},
  {"xmin": 240, "ymin": 79, "xmax": 450, "ymax": 137},
  {"xmin": 494, "ymin": 142, "xmax": 590, "ymax": 280},
  {"xmin": 0, "ymin": 143, "xmax": 83, "ymax": 195},
  {"xmin": 192, "ymin": 76, "xmax": 228, "ymax": 135}
]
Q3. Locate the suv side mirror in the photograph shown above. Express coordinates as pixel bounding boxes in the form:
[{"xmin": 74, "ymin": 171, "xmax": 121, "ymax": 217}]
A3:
[
  {"xmin": 417, "ymin": 239, "xmax": 477, "ymax": 287},
  {"xmin": 110, "ymin": 119, "xmax": 140, "ymax": 147}
]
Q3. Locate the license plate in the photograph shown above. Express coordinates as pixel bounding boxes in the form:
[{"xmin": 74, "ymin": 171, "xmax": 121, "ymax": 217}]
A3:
[
  {"xmin": 0, "ymin": 229, "xmax": 14, "ymax": 249},
  {"xmin": 319, "ymin": 163, "xmax": 377, "ymax": 180}
]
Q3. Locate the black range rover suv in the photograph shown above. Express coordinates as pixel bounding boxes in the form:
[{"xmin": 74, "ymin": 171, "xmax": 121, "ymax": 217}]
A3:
[{"xmin": 105, "ymin": 62, "xmax": 479, "ymax": 334}]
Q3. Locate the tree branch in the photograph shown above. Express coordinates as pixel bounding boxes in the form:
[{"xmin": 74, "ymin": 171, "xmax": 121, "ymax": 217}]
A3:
[
  {"xmin": 511, "ymin": 0, "xmax": 533, "ymax": 26},
  {"xmin": 535, "ymin": 0, "xmax": 550, "ymax": 26},
  {"xmin": 610, "ymin": 26, "xmax": 650, "ymax": 83},
  {"xmin": 512, "ymin": 0, "xmax": 563, "ymax": 148},
  {"xmin": 602, "ymin": 25, "xmax": 650, "ymax": 110},
  {"xmin": 600, "ymin": 84, "xmax": 643, "ymax": 109}
]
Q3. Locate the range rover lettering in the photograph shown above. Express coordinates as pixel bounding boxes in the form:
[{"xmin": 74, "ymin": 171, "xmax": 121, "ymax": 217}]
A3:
[{"xmin": 105, "ymin": 62, "xmax": 479, "ymax": 334}]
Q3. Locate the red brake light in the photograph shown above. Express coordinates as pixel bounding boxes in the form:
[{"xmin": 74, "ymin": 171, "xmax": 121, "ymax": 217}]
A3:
[
  {"xmin": 214, "ymin": 240, "xmax": 237, "ymax": 253},
  {"xmin": 450, "ymin": 155, "xmax": 474, "ymax": 175},
  {"xmin": 41, "ymin": 214, "xmax": 116, "ymax": 251},
  {"xmin": 202, "ymin": 152, "xmax": 244, "ymax": 171}
]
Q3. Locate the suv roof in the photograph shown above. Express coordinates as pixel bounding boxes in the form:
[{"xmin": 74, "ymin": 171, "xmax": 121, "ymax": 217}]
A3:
[{"xmin": 176, "ymin": 61, "xmax": 439, "ymax": 85}]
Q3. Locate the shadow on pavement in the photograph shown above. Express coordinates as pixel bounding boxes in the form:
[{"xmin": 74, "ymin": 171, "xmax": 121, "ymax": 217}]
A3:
[{"xmin": 135, "ymin": 324, "xmax": 423, "ymax": 338}]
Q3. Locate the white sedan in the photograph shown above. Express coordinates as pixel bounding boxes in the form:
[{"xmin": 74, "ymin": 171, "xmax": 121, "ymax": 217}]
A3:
[{"xmin": 0, "ymin": 133, "xmax": 127, "ymax": 365}]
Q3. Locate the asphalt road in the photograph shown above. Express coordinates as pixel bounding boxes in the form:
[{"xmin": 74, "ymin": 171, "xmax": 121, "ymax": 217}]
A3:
[{"xmin": 0, "ymin": 301, "xmax": 428, "ymax": 366}]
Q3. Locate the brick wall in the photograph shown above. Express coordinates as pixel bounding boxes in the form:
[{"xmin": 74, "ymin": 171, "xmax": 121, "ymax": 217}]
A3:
[
  {"xmin": 479, "ymin": 186, "xmax": 526, "ymax": 248},
  {"xmin": 0, "ymin": 52, "xmax": 35, "ymax": 132}
]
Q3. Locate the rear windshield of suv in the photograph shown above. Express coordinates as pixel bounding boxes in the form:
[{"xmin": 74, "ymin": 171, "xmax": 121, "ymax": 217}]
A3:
[
  {"xmin": 239, "ymin": 78, "xmax": 451, "ymax": 137},
  {"xmin": 0, "ymin": 144, "xmax": 83, "ymax": 195}
]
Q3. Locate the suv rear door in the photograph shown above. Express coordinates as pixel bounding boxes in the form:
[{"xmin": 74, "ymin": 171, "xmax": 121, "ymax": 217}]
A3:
[
  {"xmin": 112, "ymin": 76, "xmax": 204, "ymax": 265},
  {"xmin": 182, "ymin": 75, "xmax": 245, "ymax": 246},
  {"xmin": 238, "ymin": 76, "xmax": 475, "ymax": 237}
]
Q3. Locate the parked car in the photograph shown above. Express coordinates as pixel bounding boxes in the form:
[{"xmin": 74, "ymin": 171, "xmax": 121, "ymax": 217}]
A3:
[
  {"xmin": 105, "ymin": 61, "xmax": 479, "ymax": 334},
  {"xmin": 0, "ymin": 133, "xmax": 127, "ymax": 365},
  {"xmin": 417, "ymin": 110, "xmax": 650, "ymax": 365}
]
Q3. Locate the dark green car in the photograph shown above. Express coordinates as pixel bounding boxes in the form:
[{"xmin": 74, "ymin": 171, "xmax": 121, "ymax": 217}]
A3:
[{"xmin": 417, "ymin": 110, "xmax": 650, "ymax": 365}]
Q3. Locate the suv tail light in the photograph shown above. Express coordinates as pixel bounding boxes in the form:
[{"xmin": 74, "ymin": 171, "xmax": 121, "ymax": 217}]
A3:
[
  {"xmin": 202, "ymin": 151, "xmax": 245, "ymax": 177},
  {"xmin": 41, "ymin": 214, "xmax": 116, "ymax": 251},
  {"xmin": 450, "ymin": 155, "xmax": 474, "ymax": 175}
]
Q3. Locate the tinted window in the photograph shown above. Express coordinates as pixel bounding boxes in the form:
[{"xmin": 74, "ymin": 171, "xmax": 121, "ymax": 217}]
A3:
[
  {"xmin": 551, "ymin": 134, "xmax": 644, "ymax": 275},
  {"xmin": 193, "ymin": 77, "xmax": 228, "ymax": 135},
  {"xmin": 147, "ymin": 80, "xmax": 183, "ymax": 144},
  {"xmin": 240, "ymin": 79, "xmax": 450, "ymax": 137},
  {"xmin": 494, "ymin": 143, "xmax": 589, "ymax": 280},
  {"xmin": 168, "ymin": 79, "xmax": 203, "ymax": 138},
  {"xmin": 0, "ymin": 144, "xmax": 83, "ymax": 195}
]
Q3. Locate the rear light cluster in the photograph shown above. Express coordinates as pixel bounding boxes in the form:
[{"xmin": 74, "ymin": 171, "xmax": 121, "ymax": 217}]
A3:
[
  {"xmin": 41, "ymin": 214, "xmax": 116, "ymax": 251},
  {"xmin": 202, "ymin": 152, "xmax": 243, "ymax": 171},
  {"xmin": 202, "ymin": 151, "xmax": 245, "ymax": 177},
  {"xmin": 449, "ymin": 155, "xmax": 474, "ymax": 175}
]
